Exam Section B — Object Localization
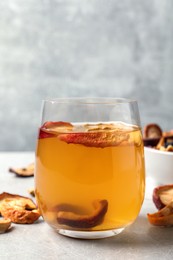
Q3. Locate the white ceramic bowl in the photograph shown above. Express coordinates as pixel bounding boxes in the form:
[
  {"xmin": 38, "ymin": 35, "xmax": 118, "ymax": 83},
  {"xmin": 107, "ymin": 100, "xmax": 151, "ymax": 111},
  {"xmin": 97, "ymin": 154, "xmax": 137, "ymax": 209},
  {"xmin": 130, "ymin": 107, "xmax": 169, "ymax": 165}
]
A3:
[{"xmin": 144, "ymin": 147, "xmax": 173, "ymax": 186}]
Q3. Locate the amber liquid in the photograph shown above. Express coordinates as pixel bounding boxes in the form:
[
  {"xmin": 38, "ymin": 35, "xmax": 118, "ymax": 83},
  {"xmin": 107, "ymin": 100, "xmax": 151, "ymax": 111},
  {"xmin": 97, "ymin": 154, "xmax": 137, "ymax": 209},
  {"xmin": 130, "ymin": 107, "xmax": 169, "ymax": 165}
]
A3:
[{"xmin": 35, "ymin": 122, "xmax": 145, "ymax": 231}]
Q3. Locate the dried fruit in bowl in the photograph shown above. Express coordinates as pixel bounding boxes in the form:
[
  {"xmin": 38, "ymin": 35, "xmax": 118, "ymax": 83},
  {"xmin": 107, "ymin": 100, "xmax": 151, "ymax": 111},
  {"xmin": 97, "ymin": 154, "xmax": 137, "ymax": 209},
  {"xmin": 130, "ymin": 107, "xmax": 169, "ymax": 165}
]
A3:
[
  {"xmin": 9, "ymin": 163, "xmax": 34, "ymax": 177},
  {"xmin": 156, "ymin": 134, "xmax": 173, "ymax": 152},
  {"xmin": 143, "ymin": 124, "xmax": 163, "ymax": 139},
  {"xmin": 143, "ymin": 123, "xmax": 173, "ymax": 152},
  {"xmin": 143, "ymin": 123, "xmax": 162, "ymax": 147},
  {"xmin": 0, "ymin": 192, "xmax": 40, "ymax": 224}
]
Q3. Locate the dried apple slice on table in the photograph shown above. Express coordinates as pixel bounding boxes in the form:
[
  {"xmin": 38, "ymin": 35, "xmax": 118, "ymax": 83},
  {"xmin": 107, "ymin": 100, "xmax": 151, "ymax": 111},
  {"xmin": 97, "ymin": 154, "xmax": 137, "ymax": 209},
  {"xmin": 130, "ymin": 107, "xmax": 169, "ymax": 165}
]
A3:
[
  {"xmin": 9, "ymin": 163, "xmax": 34, "ymax": 177},
  {"xmin": 147, "ymin": 201, "xmax": 173, "ymax": 226},
  {"xmin": 0, "ymin": 192, "xmax": 40, "ymax": 224},
  {"xmin": 153, "ymin": 185, "xmax": 173, "ymax": 210},
  {"xmin": 148, "ymin": 185, "xmax": 173, "ymax": 226}
]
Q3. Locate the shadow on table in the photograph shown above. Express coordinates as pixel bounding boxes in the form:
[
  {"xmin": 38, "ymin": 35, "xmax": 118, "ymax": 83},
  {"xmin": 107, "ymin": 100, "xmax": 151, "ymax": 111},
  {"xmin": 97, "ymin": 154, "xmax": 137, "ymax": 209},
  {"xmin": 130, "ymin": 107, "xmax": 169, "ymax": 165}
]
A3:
[{"xmin": 62, "ymin": 215, "xmax": 173, "ymax": 249}]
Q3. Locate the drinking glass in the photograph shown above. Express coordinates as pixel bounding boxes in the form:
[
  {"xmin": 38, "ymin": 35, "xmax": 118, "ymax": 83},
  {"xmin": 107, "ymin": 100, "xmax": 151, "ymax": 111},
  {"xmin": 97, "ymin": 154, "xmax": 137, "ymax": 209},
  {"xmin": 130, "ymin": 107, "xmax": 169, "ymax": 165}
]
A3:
[{"xmin": 35, "ymin": 98, "xmax": 145, "ymax": 239}]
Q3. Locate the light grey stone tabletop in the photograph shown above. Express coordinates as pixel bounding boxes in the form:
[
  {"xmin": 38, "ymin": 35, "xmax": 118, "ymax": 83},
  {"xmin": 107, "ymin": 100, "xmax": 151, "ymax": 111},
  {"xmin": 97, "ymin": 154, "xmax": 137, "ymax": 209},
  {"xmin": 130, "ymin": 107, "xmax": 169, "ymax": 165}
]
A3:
[{"xmin": 0, "ymin": 152, "xmax": 173, "ymax": 260}]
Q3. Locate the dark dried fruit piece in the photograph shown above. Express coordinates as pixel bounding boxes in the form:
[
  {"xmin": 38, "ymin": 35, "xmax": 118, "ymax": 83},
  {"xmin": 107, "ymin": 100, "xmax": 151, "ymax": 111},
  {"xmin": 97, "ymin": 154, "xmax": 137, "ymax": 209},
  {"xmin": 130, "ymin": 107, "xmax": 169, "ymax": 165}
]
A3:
[
  {"xmin": 57, "ymin": 200, "xmax": 108, "ymax": 228},
  {"xmin": 9, "ymin": 163, "xmax": 34, "ymax": 177},
  {"xmin": 0, "ymin": 192, "xmax": 40, "ymax": 224},
  {"xmin": 153, "ymin": 185, "xmax": 173, "ymax": 210},
  {"xmin": 143, "ymin": 124, "xmax": 162, "ymax": 147},
  {"xmin": 147, "ymin": 201, "xmax": 173, "ymax": 226},
  {"xmin": 143, "ymin": 124, "xmax": 162, "ymax": 139},
  {"xmin": 143, "ymin": 138, "xmax": 161, "ymax": 147},
  {"xmin": 59, "ymin": 132, "xmax": 129, "ymax": 148}
]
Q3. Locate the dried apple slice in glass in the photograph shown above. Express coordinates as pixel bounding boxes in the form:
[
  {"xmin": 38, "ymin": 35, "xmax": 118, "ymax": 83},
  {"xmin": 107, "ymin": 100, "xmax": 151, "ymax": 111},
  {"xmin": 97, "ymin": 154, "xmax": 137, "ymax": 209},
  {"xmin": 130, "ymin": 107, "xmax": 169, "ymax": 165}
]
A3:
[{"xmin": 56, "ymin": 199, "xmax": 108, "ymax": 228}]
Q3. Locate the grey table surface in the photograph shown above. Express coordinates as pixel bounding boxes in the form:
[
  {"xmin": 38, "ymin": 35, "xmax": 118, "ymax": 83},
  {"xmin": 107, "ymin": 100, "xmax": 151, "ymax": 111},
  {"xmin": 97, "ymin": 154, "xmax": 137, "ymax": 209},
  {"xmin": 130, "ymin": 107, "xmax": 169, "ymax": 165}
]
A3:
[{"xmin": 0, "ymin": 152, "xmax": 173, "ymax": 260}]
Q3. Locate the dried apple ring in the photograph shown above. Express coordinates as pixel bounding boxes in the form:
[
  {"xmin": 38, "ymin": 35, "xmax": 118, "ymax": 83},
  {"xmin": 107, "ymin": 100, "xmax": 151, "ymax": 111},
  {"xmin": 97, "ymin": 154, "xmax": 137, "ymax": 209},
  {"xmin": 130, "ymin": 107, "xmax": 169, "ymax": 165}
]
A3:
[
  {"xmin": 57, "ymin": 200, "xmax": 108, "ymax": 228},
  {"xmin": 9, "ymin": 163, "xmax": 34, "ymax": 177},
  {"xmin": 0, "ymin": 192, "xmax": 40, "ymax": 224}
]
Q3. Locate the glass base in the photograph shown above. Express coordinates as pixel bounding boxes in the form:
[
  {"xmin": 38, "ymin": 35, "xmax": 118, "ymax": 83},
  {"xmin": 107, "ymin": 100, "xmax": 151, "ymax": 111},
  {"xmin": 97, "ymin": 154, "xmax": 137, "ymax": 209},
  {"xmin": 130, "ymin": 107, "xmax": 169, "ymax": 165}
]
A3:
[{"xmin": 58, "ymin": 228, "xmax": 125, "ymax": 239}]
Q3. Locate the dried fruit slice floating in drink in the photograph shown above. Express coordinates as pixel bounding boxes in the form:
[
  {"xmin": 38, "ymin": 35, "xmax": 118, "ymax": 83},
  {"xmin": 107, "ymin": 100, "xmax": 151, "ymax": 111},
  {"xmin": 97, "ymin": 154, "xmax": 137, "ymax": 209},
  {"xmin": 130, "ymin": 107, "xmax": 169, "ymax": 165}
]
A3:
[
  {"xmin": 53, "ymin": 199, "xmax": 108, "ymax": 228},
  {"xmin": 9, "ymin": 163, "xmax": 34, "ymax": 177},
  {"xmin": 147, "ymin": 185, "xmax": 173, "ymax": 226},
  {"xmin": 39, "ymin": 121, "xmax": 130, "ymax": 148},
  {"xmin": 0, "ymin": 192, "xmax": 40, "ymax": 224},
  {"xmin": 39, "ymin": 121, "xmax": 73, "ymax": 139}
]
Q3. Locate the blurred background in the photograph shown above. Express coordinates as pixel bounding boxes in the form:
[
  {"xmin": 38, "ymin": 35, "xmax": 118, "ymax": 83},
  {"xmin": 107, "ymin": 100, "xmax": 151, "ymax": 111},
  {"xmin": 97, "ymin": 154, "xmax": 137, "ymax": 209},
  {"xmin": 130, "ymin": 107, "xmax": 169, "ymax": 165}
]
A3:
[{"xmin": 0, "ymin": 0, "xmax": 173, "ymax": 151}]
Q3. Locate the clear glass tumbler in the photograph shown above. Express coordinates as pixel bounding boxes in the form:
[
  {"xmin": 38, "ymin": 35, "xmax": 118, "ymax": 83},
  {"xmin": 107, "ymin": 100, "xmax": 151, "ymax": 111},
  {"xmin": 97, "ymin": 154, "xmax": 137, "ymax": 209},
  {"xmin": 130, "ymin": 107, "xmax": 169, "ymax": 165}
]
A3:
[{"xmin": 35, "ymin": 98, "xmax": 145, "ymax": 239}]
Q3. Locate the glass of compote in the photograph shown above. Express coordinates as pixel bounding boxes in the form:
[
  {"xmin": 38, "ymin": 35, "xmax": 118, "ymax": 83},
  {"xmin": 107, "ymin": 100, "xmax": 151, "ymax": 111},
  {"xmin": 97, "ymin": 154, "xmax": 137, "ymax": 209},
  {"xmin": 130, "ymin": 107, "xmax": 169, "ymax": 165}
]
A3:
[{"xmin": 35, "ymin": 98, "xmax": 145, "ymax": 239}]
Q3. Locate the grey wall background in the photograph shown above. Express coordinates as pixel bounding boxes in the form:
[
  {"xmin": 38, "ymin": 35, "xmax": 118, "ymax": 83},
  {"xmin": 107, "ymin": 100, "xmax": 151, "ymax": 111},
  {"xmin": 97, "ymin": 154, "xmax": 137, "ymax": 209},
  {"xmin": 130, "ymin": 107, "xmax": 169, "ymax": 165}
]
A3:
[{"xmin": 0, "ymin": 0, "xmax": 173, "ymax": 151}]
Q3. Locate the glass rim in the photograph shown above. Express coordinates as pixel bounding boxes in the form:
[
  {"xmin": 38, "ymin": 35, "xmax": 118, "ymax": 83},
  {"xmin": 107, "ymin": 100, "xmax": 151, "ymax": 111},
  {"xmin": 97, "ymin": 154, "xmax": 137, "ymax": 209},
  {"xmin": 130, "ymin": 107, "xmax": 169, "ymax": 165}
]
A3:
[{"xmin": 42, "ymin": 97, "xmax": 138, "ymax": 105}]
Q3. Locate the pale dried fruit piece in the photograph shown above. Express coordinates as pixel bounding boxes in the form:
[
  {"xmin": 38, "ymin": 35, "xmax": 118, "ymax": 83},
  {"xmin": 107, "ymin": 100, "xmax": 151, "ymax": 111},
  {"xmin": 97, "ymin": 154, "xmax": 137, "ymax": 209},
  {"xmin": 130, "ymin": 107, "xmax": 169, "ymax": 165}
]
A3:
[
  {"xmin": 9, "ymin": 163, "xmax": 34, "ymax": 177},
  {"xmin": 43, "ymin": 121, "xmax": 73, "ymax": 131},
  {"xmin": 85, "ymin": 123, "xmax": 116, "ymax": 131},
  {"xmin": 153, "ymin": 185, "xmax": 173, "ymax": 210},
  {"xmin": 57, "ymin": 199, "xmax": 108, "ymax": 228},
  {"xmin": 58, "ymin": 132, "xmax": 129, "ymax": 148},
  {"xmin": 147, "ymin": 201, "xmax": 173, "ymax": 226},
  {"xmin": 0, "ymin": 218, "xmax": 11, "ymax": 233},
  {"xmin": 0, "ymin": 192, "xmax": 40, "ymax": 224}
]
